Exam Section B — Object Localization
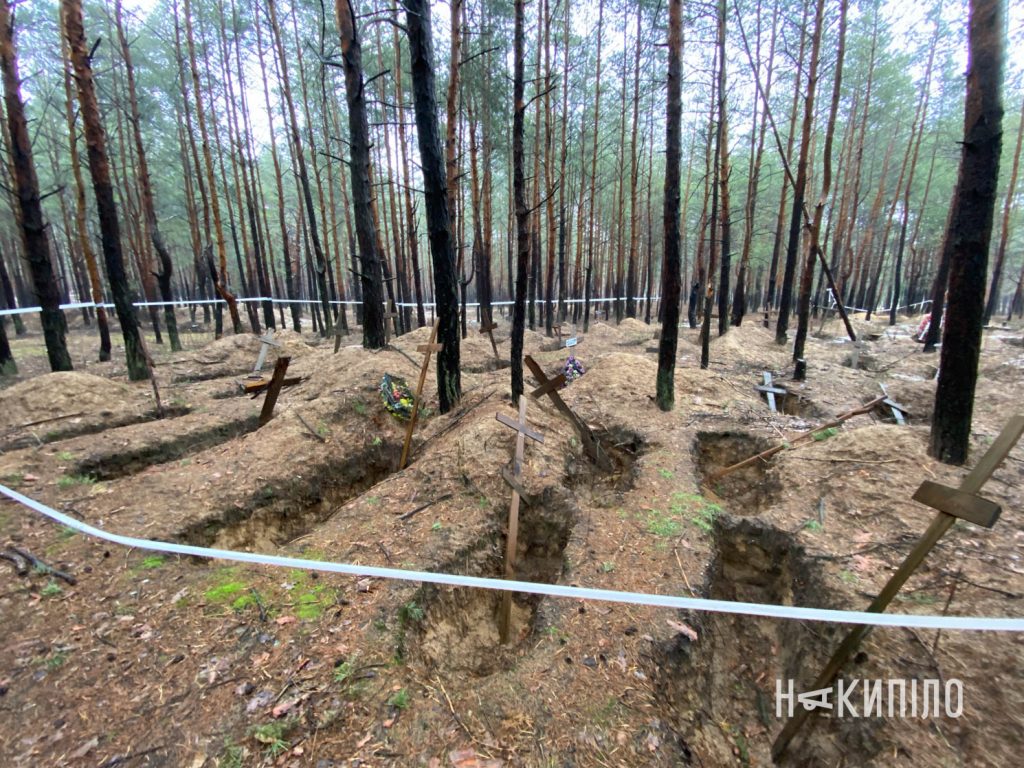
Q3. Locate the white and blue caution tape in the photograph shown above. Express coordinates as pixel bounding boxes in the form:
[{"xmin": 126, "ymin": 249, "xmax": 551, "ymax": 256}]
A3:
[{"xmin": 2, "ymin": 483, "xmax": 1020, "ymax": 632}]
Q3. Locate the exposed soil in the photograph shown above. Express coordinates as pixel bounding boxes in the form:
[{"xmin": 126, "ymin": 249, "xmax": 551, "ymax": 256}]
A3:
[{"xmin": 0, "ymin": 308, "xmax": 1022, "ymax": 768}]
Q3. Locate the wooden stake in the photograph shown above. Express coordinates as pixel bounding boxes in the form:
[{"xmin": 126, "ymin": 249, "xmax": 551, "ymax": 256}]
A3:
[
  {"xmin": 771, "ymin": 415, "xmax": 1024, "ymax": 762},
  {"xmin": 707, "ymin": 396, "xmax": 886, "ymax": 483},
  {"xmin": 399, "ymin": 321, "xmax": 440, "ymax": 469},
  {"xmin": 495, "ymin": 398, "xmax": 544, "ymax": 643},
  {"xmin": 479, "ymin": 320, "xmax": 499, "ymax": 359},
  {"xmin": 259, "ymin": 356, "xmax": 291, "ymax": 426}
]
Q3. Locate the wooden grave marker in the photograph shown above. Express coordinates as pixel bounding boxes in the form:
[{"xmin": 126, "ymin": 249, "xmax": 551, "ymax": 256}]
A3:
[
  {"xmin": 259, "ymin": 356, "xmax": 291, "ymax": 426},
  {"xmin": 250, "ymin": 331, "xmax": 281, "ymax": 377},
  {"xmin": 383, "ymin": 307, "xmax": 400, "ymax": 344},
  {"xmin": 399, "ymin": 321, "xmax": 441, "ymax": 469},
  {"xmin": 479, "ymin": 320, "xmax": 500, "ymax": 359},
  {"xmin": 333, "ymin": 321, "xmax": 349, "ymax": 354},
  {"xmin": 495, "ymin": 398, "xmax": 544, "ymax": 643},
  {"xmin": 524, "ymin": 355, "xmax": 612, "ymax": 471},
  {"xmin": 771, "ymin": 414, "xmax": 1024, "ymax": 761},
  {"xmin": 878, "ymin": 383, "xmax": 909, "ymax": 425},
  {"xmin": 755, "ymin": 371, "xmax": 788, "ymax": 413},
  {"xmin": 552, "ymin": 323, "xmax": 563, "ymax": 344}
]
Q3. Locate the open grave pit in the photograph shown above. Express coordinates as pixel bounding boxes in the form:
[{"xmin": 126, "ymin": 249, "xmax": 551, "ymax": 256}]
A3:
[
  {"xmin": 565, "ymin": 426, "xmax": 645, "ymax": 506},
  {"xmin": 650, "ymin": 515, "xmax": 883, "ymax": 765},
  {"xmin": 407, "ymin": 487, "xmax": 577, "ymax": 677},
  {"xmin": 694, "ymin": 431, "xmax": 782, "ymax": 512}
]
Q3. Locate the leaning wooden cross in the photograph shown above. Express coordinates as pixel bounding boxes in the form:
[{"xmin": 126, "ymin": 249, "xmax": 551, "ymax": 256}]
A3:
[
  {"xmin": 755, "ymin": 371, "xmax": 788, "ymax": 413},
  {"xmin": 383, "ymin": 306, "xmax": 400, "ymax": 344},
  {"xmin": 878, "ymin": 383, "xmax": 909, "ymax": 425},
  {"xmin": 259, "ymin": 356, "xmax": 291, "ymax": 426},
  {"xmin": 399, "ymin": 321, "xmax": 442, "ymax": 469},
  {"xmin": 250, "ymin": 331, "xmax": 280, "ymax": 376},
  {"xmin": 524, "ymin": 355, "xmax": 612, "ymax": 471},
  {"xmin": 771, "ymin": 414, "xmax": 1024, "ymax": 761},
  {"xmin": 479, "ymin": 320, "xmax": 500, "ymax": 359},
  {"xmin": 495, "ymin": 399, "xmax": 544, "ymax": 644}
]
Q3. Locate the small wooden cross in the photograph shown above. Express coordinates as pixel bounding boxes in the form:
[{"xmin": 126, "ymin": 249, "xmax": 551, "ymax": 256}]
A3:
[
  {"xmin": 772, "ymin": 414, "xmax": 1024, "ymax": 761},
  {"xmin": 755, "ymin": 371, "xmax": 787, "ymax": 413},
  {"xmin": 479, "ymin": 320, "xmax": 499, "ymax": 359},
  {"xmin": 252, "ymin": 331, "xmax": 281, "ymax": 375},
  {"xmin": 399, "ymin": 321, "xmax": 441, "ymax": 469},
  {"xmin": 878, "ymin": 383, "xmax": 909, "ymax": 425},
  {"xmin": 259, "ymin": 356, "xmax": 291, "ymax": 426},
  {"xmin": 382, "ymin": 307, "xmax": 399, "ymax": 344},
  {"xmin": 495, "ymin": 398, "xmax": 544, "ymax": 643},
  {"xmin": 552, "ymin": 323, "xmax": 563, "ymax": 344},
  {"xmin": 524, "ymin": 355, "xmax": 612, "ymax": 471}
]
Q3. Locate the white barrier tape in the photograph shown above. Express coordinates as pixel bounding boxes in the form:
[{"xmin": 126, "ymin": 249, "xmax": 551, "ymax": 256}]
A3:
[
  {"xmin": 0, "ymin": 296, "xmax": 662, "ymax": 317},
  {"xmin": 1, "ymin": 484, "xmax": 1020, "ymax": 632}
]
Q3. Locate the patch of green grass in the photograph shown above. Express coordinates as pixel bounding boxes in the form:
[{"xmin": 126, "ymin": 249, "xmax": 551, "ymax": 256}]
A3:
[
  {"xmin": 295, "ymin": 591, "xmax": 325, "ymax": 620},
  {"xmin": 802, "ymin": 520, "xmax": 823, "ymax": 533},
  {"xmin": 399, "ymin": 600, "xmax": 425, "ymax": 624},
  {"xmin": 219, "ymin": 738, "xmax": 245, "ymax": 768},
  {"xmin": 600, "ymin": 562, "xmax": 615, "ymax": 573},
  {"xmin": 646, "ymin": 510, "xmax": 682, "ymax": 538},
  {"xmin": 138, "ymin": 555, "xmax": 166, "ymax": 570},
  {"xmin": 178, "ymin": 458, "xmax": 192, "ymax": 467},
  {"xmin": 317, "ymin": 422, "xmax": 331, "ymax": 439},
  {"xmin": 658, "ymin": 468, "xmax": 675, "ymax": 479},
  {"xmin": 365, "ymin": 495, "xmax": 380, "ymax": 506},
  {"xmin": 352, "ymin": 400, "xmax": 368, "ymax": 416},
  {"xmin": 665, "ymin": 492, "xmax": 722, "ymax": 534},
  {"xmin": 45, "ymin": 650, "xmax": 69, "ymax": 670},
  {"xmin": 2, "ymin": 473, "xmax": 24, "ymax": 486},
  {"xmin": 838, "ymin": 570, "xmax": 858, "ymax": 584},
  {"xmin": 58, "ymin": 473, "xmax": 96, "ymax": 488},
  {"xmin": 477, "ymin": 495, "xmax": 490, "ymax": 508},
  {"xmin": 56, "ymin": 450, "xmax": 75, "ymax": 461},
  {"xmin": 897, "ymin": 592, "xmax": 938, "ymax": 606},
  {"xmin": 812, "ymin": 427, "xmax": 839, "ymax": 442},
  {"xmin": 205, "ymin": 581, "xmax": 247, "ymax": 603},
  {"xmin": 40, "ymin": 581, "xmax": 63, "ymax": 598},
  {"xmin": 431, "ymin": 521, "xmax": 442, "ymax": 531},
  {"xmin": 334, "ymin": 660, "xmax": 355, "ymax": 684},
  {"xmin": 250, "ymin": 720, "xmax": 292, "ymax": 758},
  {"xmin": 371, "ymin": 435, "xmax": 382, "ymax": 446},
  {"xmin": 231, "ymin": 592, "xmax": 259, "ymax": 612},
  {"xmin": 387, "ymin": 688, "xmax": 410, "ymax": 709},
  {"xmin": 58, "ymin": 526, "xmax": 77, "ymax": 540}
]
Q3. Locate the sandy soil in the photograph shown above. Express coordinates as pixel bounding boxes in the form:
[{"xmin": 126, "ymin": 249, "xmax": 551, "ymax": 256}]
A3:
[{"xmin": 0, "ymin": 307, "xmax": 1022, "ymax": 767}]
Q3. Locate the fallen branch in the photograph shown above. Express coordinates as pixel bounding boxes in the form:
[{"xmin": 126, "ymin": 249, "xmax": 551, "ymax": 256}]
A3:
[
  {"xmin": 398, "ymin": 492, "xmax": 452, "ymax": 521},
  {"xmin": 1, "ymin": 412, "xmax": 87, "ymax": 436},
  {"xmin": 7, "ymin": 545, "xmax": 77, "ymax": 585},
  {"xmin": 706, "ymin": 396, "xmax": 887, "ymax": 483},
  {"xmin": 0, "ymin": 549, "xmax": 28, "ymax": 575}
]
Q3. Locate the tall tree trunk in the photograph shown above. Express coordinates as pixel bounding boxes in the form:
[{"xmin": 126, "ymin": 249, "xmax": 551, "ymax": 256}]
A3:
[
  {"xmin": 1, "ymin": 1, "xmax": 72, "ymax": 372},
  {"xmin": 63, "ymin": 0, "xmax": 148, "ymax": 379},
  {"xmin": 183, "ymin": 0, "xmax": 241, "ymax": 335},
  {"xmin": 583, "ymin": 0, "xmax": 605, "ymax": 333},
  {"xmin": 510, "ymin": 0, "xmax": 530, "ymax": 402},
  {"xmin": 268, "ymin": 0, "xmax": 332, "ymax": 336},
  {"xmin": 625, "ymin": 6, "xmax": 642, "ymax": 320},
  {"xmin": 774, "ymin": 0, "xmax": 824, "ymax": 345},
  {"xmin": 930, "ymin": 0, "xmax": 1004, "ymax": 465},
  {"xmin": 715, "ymin": 0, "xmax": 731, "ymax": 338},
  {"xmin": 393, "ymin": 27, "xmax": 425, "ymax": 328},
  {"xmin": 60, "ymin": 13, "xmax": 109, "ymax": 360},
  {"xmin": 983, "ymin": 94, "xmax": 1022, "ymax": 325},
  {"xmin": 405, "ymin": 0, "xmax": 461, "ymax": 413},
  {"xmin": 115, "ymin": 0, "xmax": 181, "ymax": 352},
  {"xmin": 657, "ymin": 0, "xmax": 683, "ymax": 411},
  {"xmin": 793, "ymin": 0, "xmax": 846, "ymax": 374}
]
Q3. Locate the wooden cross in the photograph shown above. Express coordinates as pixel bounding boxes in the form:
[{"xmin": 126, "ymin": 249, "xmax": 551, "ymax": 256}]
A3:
[
  {"xmin": 399, "ymin": 321, "xmax": 441, "ymax": 469},
  {"xmin": 755, "ymin": 371, "xmax": 787, "ymax": 413},
  {"xmin": 479, "ymin": 320, "xmax": 499, "ymax": 359},
  {"xmin": 772, "ymin": 414, "xmax": 1024, "ymax": 761},
  {"xmin": 259, "ymin": 356, "xmax": 291, "ymax": 427},
  {"xmin": 524, "ymin": 355, "xmax": 612, "ymax": 471},
  {"xmin": 252, "ymin": 331, "xmax": 280, "ymax": 375},
  {"xmin": 878, "ymin": 383, "xmax": 909, "ymax": 425},
  {"xmin": 552, "ymin": 323, "xmax": 563, "ymax": 344},
  {"xmin": 849, "ymin": 340, "xmax": 866, "ymax": 370},
  {"xmin": 382, "ymin": 307, "xmax": 399, "ymax": 344},
  {"xmin": 333, "ymin": 321, "xmax": 349, "ymax": 354},
  {"xmin": 494, "ymin": 398, "xmax": 544, "ymax": 644}
]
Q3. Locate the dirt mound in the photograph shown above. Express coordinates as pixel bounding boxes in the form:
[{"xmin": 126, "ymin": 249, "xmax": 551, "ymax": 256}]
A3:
[{"xmin": 0, "ymin": 371, "xmax": 137, "ymax": 431}]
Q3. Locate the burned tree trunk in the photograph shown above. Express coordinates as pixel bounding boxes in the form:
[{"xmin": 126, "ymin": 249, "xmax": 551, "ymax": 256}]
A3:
[
  {"xmin": 657, "ymin": 0, "xmax": 683, "ymax": 411},
  {"xmin": 0, "ymin": 0, "xmax": 72, "ymax": 372},
  {"xmin": 406, "ymin": 0, "xmax": 461, "ymax": 413},
  {"xmin": 930, "ymin": 0, "xmax": 1004, "ymax": 465},
  {"xmin": 63, "ymin": 0, "xmax": 148, "ymax": 380},
  {"xmin": 510, "ymin": 0, "xmax": 529, "ymax": 403},
  {"xmin": 336, "ymin": 0, "xmax": 384, "ymax": 348}
]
